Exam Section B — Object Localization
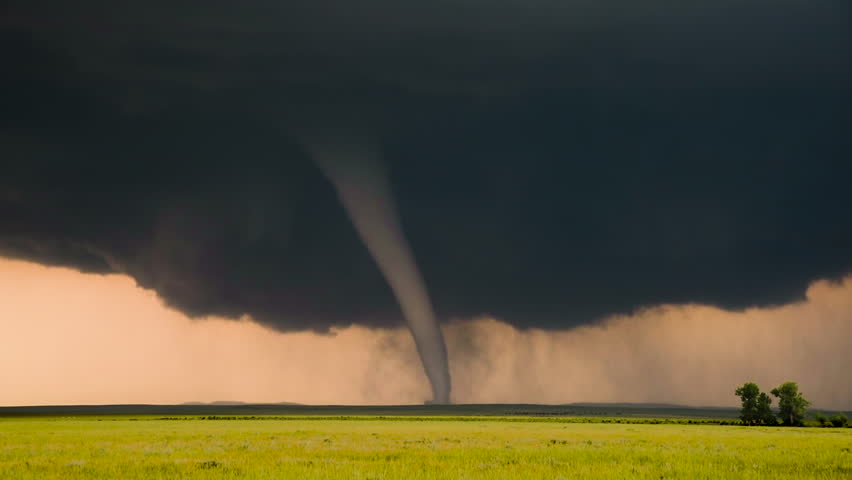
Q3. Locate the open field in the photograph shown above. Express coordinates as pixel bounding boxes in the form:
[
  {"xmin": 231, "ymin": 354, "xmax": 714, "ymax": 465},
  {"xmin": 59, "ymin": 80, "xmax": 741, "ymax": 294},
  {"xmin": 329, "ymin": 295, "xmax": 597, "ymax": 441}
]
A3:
[{"xmin": 1, "ymin": 413, "xmax": 850, "ymax": 479}]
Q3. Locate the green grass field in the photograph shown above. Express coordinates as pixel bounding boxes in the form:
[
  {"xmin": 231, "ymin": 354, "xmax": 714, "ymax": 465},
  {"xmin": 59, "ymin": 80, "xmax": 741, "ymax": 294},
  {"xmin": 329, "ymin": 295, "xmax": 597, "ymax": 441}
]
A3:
[{"xmin": 1, "ymin": 415, "xmax": 850, "ymax": 479}]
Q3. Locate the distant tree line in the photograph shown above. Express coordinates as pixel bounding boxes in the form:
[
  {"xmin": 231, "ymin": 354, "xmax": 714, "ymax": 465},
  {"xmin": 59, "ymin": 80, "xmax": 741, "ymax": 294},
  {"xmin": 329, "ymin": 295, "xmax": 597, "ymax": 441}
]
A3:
[
  {"xmin": 735, "ymin": 381, "xmax": 848, "ymax": 427},
  {"xmin": 813, "ymin": 412, "xmax": 849, "ymax": 428}
]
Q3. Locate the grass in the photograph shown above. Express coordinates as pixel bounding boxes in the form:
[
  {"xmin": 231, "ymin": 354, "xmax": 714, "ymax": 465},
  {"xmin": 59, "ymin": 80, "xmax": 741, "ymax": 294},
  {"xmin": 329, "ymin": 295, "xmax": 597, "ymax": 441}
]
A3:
[{"xmin": 0, "ymin": 416, "xmax": 850, "ymax": 479}]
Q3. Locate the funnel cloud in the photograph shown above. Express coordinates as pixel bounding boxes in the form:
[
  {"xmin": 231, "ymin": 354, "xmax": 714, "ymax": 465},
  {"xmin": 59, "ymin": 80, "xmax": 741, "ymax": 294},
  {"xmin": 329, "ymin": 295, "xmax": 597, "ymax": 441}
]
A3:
[{"xmin": 305, "ymin": 139, "xmax": 451, "ymax": 403}]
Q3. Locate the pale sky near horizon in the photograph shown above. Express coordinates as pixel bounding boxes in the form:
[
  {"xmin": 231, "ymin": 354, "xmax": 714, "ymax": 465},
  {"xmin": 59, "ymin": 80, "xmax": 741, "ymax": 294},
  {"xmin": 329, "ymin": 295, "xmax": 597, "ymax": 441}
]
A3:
[{"xmin": 2, "ymin": 257, "xmax": 850, "ymax": 409}]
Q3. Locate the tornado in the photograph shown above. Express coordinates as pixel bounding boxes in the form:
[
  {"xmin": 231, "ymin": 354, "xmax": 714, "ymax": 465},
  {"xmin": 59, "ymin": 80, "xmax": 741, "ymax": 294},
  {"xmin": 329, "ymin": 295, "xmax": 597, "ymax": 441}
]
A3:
[{"xmin": 304, "ymin": 138, "xmax": 451, "ymax": 404}]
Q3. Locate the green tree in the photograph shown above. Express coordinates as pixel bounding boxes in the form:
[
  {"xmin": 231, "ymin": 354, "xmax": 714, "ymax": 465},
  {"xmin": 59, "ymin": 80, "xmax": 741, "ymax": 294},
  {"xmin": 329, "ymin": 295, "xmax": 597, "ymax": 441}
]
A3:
[
  {"xmin": 814, "ymin": 412, "xmax": 829, "ymax": 426},
  {"xmin": 735, "ymin": 382, "xmax": 761, "ymax": 425},
  {"xmin": 770, "ymin": 381, "xmax": 810, "ymax": 426},
  {"xmin": 756, "ymin": 392, "xmax": 776, "ymax": 425},
  {"xmin": 829, "ymin": 413, "xmax": 848, "ymax": 428}
]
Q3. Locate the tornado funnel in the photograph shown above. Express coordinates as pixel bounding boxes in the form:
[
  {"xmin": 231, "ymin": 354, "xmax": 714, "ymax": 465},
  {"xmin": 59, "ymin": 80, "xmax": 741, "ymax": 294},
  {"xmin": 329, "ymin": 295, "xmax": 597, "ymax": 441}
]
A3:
[{"xmin": 304, "ymin": 139, "xmax": 451, "ymax": 404}]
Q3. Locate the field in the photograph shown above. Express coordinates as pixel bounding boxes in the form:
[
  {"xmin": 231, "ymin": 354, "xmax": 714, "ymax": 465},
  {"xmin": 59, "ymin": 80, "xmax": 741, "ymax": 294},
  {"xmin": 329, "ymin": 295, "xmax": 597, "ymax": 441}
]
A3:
[{"xmin": 1, "ymin": 407, "xmax": 850, "ymax": 479}]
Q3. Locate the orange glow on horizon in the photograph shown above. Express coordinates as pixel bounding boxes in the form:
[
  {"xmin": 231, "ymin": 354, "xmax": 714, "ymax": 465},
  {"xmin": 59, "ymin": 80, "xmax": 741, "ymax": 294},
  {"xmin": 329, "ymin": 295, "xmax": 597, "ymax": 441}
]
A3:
[{"xmin": 1, "ymin": 257, "xmax": 850, "ymax": 409}]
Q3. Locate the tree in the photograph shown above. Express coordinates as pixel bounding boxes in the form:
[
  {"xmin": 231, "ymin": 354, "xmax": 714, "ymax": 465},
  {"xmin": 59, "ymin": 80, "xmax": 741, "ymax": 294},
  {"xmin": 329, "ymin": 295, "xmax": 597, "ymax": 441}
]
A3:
[
  {"xmin": 814, "ymin": 412, "xmax": 829, "ymax": 427},
  {"xmin": 829, "ymin": 413, "xmax": 848, "ymax": 428},
  {"xmin": 770, "ymin": 381, "xmax": 810, "ymax": 426},
  {"xmin": 735, "ymin": 382, "xmax": 761, "ymax": 425},
  {"xmin": 756, "ymin": 392, "xmax": 776, "ymax": 425}
]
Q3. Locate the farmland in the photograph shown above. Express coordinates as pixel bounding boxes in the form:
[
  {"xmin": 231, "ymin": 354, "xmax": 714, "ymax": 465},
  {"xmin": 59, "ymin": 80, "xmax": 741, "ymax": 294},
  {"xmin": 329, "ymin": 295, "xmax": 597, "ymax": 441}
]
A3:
[{"xmin": 1, "ymin": 407, "xmax": 850, "ymax": 479}]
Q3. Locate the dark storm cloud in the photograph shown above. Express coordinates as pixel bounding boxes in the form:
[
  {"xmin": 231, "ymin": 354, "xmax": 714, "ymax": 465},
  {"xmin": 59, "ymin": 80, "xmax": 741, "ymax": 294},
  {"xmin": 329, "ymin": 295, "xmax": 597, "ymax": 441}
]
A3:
[{"xmin": 2, "ymin": 0, "xmax": 851, "ymax": 330}]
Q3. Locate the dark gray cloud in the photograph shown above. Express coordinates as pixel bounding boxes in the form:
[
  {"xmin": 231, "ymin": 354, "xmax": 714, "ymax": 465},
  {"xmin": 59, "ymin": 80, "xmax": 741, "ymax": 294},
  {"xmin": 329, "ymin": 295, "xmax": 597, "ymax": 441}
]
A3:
[{"xmin": 2, "ymin": 0, "xmax": 851, "ymax": 331}]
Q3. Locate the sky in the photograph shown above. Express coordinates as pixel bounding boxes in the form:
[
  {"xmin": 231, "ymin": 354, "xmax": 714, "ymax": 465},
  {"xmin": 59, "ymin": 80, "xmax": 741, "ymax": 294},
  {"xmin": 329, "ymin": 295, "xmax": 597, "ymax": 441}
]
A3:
[
  {"xmin": 1, "ymin": 1, "xmax": 851, "ymax": 406},
  {"xmin": 2, "ymin": 257, "xmax": 850, "ymax": 408}
]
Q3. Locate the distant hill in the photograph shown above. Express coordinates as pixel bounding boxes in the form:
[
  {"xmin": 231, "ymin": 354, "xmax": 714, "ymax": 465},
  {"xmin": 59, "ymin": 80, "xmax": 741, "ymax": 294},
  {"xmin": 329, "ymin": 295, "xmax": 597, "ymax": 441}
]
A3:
[
  {"xmin": 181, "ymin": 401, "xmax": 302, "ymax": 406},
  {"xmin": 566, "ymin": 402, "xmax": 734, "ymax": 410},
  {"xmin": 1, "ymin": 403, "xmax": 847, "ymax": 419}
]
